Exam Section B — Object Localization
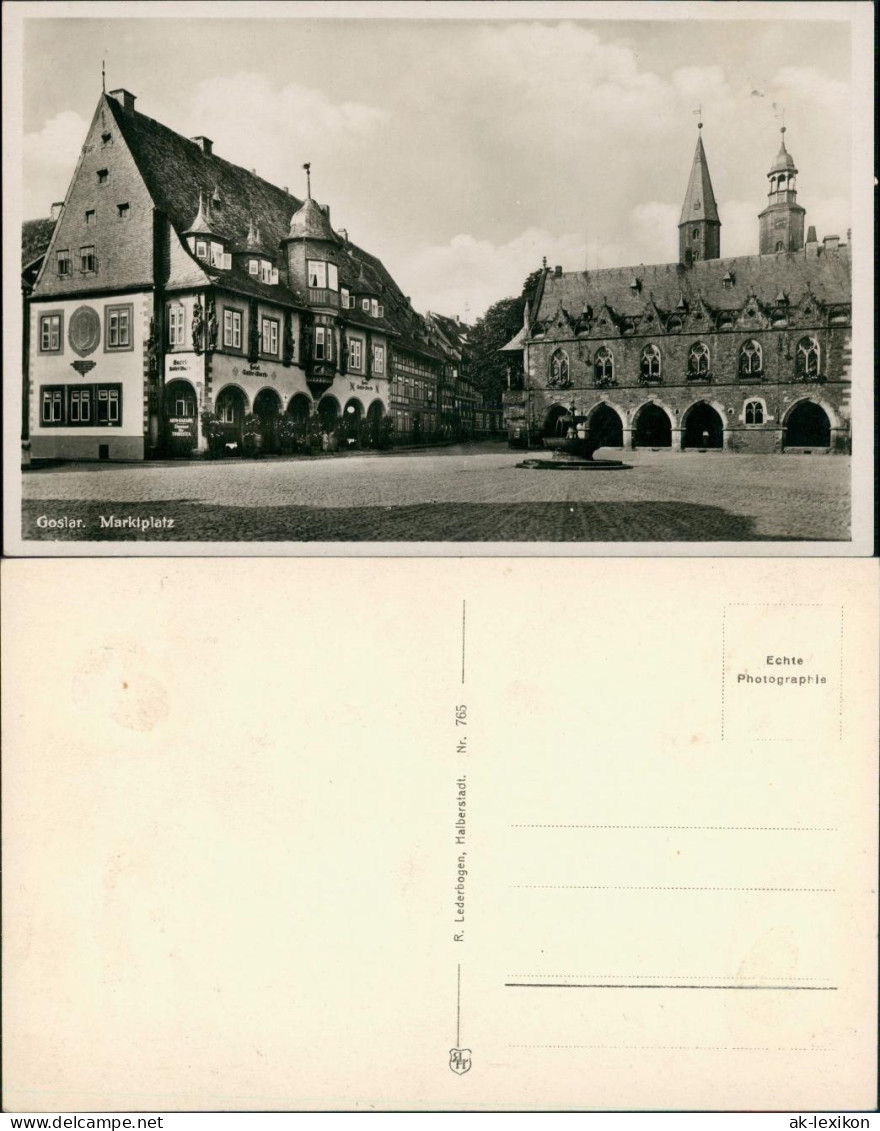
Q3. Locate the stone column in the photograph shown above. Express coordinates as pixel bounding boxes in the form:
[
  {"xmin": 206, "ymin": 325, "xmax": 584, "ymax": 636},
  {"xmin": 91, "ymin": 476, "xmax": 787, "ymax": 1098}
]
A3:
[
  {"xmin": 672, "ymin": 427, "xmax": 684, "ymax": 451},
  {"xmin": 622, "ymin": 427, "xmax": 634, "ymax": 450}
]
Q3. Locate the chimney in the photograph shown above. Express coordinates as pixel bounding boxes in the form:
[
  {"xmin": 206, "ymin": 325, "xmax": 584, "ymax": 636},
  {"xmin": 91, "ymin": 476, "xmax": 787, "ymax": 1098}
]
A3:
[
  {"xmin": 322, "ymin": 204, "xmax": 331, "ymax": 225},
  {"xmin": 806, "ymin": 225, "xmax": 818, "ymax": 245},
  {"xmin": 822, "ymin": 234, "xmax": 840, "ymax": 251},
  {"xmin": 108, "ymin": 89, "xmax": 136, "ymax": 114},
  {"xmin": 339, "ymin": 227, "xmax": 348, "ymax": 245},
  {"xmin": 554, "ymin": 264, "xmax": 563, "ymax": 277},
  {"xmin": 283, "ymin": 186, "xmax": 289, "ymax": 194},
  {"xmin": 191, "ymin": 136, "xmax": 213, "ymax": 156},
  {"xmin": 50, "ymin": 202, "xmax": 64, "ymax": 221}
]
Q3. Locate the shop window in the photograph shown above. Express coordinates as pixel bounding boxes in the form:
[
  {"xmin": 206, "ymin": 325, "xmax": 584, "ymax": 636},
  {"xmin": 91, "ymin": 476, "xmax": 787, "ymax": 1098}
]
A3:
[
  {"xmin": 69, "ymin": 387, "xmax": 92, "ymax": 423},
  {"xmin": 41, "ymin": 386, "xmax": 65, "ymax": 425},
  {"xmin": 39, "ymin": 313, "xmax": 63, "ymax": 353},
  {"xmin": 96, "ymin": 385, "xmax": 122, "ymax": 425}
]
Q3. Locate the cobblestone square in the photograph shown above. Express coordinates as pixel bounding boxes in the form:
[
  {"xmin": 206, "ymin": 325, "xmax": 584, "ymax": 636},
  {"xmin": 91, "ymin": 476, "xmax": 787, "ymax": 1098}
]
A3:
[{"xmin": 22, "ymin": 444, "xmax": 851, "ymax": 543}]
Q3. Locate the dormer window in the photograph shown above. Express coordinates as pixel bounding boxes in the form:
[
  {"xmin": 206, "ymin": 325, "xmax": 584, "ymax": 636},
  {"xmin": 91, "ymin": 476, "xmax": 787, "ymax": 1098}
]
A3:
[
  {"xmin": 341, "ymin": 288, "xmax": 350, "ymax": 309},
  {"xmin": 362, "ymin": 298, "xmax": 370, "ymax": 312},
  {"xmin": 261, "ymin": 262, "xmax": 271, "ymax": 284},
  {"xmin": 248, "ymin": 259, "xmax": 259, "ymax": 276},
  {"xmin": 209, "ymin": 242, "xmax": 224, "ymax": 267},
  {"xmin": 378, "ymin": 305, "xmax": 384, "ymax": 318},
  {"xmin": 371, "ymin": 299, "xmax": 379, "ymax": 317},
  {"xmin": 195, "ymin": 240, "xmax": 208, "ymax": 261}
]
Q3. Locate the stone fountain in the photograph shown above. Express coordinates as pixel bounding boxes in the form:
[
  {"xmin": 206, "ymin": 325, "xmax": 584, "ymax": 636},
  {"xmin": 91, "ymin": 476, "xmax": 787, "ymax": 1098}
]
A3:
[{"xmin": 517, "ymin": 402, "xmax": 630, "ymax": 470}]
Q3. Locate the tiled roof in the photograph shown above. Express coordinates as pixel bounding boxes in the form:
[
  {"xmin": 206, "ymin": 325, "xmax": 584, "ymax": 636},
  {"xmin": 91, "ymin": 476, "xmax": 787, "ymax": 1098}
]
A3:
[
  {"xmin": 106, "ymin": 95, "xmax": 300, "ymax": 264},
  {"xmin": 106, "ymin": 94, "xmax": 447, "ymax": 365},
  {"xmin": 22, "ymin": 217, "xmax": 55, "ymax": 269},
  {"xmin": 533, "ymin": 246, "xmax": 850, "ymax": 325},
  {"xmin": 287, "ymin": 197, "xmax": 338, "ymax": 242}
]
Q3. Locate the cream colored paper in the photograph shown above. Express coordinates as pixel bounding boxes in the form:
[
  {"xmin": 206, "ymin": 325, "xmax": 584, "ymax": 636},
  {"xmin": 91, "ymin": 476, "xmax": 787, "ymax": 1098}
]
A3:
[{"xmin": 2, "ymin": 557, "xmax": 877, "ymax": 1111}]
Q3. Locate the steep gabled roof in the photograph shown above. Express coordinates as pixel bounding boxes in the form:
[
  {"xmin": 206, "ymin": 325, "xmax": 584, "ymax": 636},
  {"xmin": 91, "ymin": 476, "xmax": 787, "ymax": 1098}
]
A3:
[
  {"xmin": 679, "ymin": 134, "xmax": 720, "ymax": 226},
  {"xmin": 533, "ymin": 247, "xmax": 851, "ymax": 327},
  {"xmin": 105, "ymin": 94, "xmax": 301, "ymax": 262}
]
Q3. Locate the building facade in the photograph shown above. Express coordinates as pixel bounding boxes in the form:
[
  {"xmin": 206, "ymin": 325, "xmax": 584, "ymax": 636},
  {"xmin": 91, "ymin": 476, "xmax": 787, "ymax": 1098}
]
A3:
[
  {"xmin": 503, "ymin": 128, "xmax": 851, "ymax": 455},
  {"xmin": 22, "ymin": 88, "xmax": 466, "ymax": 460}
]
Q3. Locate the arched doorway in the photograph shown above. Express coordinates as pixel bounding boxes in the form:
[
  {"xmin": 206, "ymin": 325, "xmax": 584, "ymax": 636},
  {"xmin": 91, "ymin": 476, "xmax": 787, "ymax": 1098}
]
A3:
[
  {"xmin": 164, "ymin": 379, "xmax": 198, "ymax": 458},
  {"xmin": 288, "ymin": 393, "xmax": 311, "ymax": 426},
  {"xmin": 543, "ymin": 404, "xmax": 571, "ymax": 439},
  {"xmin": 215, "ymin": 386, "xmax": 247, "ymax": 451},
  {"xmin": 254, "ymin": 388, "xmax": 283, "ymax": 454},
  {"xmin": 317, "ymin": 395, "xmax": 340, "ymax": 433},
  {"xmin": 633, "ymin": 403, "xmax": 671, "ymax": 448},
  {"xmin": 683, "ymin": 402, "xmax": 724, "ymax": 449},
  {"xmin": 367, "ymin": 400, "xmax": 384, "ymax": 448},
  {"xmin": 588, "ymin": 404, "xmax": 624, "ymax": 449},
  {"xmin": 784, "ymin": 401, "xmax": 831, "ymax": 448},
  {"xmin": 342, "ymin": 398, "xmax": 364, "ymax": 448}
]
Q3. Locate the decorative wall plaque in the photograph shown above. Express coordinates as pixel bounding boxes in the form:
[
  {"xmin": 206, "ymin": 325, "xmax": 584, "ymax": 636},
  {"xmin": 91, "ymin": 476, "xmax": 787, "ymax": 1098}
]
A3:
[{"xmin": 68, "ymin": 306, "xmax": 101, "ymax": 357}]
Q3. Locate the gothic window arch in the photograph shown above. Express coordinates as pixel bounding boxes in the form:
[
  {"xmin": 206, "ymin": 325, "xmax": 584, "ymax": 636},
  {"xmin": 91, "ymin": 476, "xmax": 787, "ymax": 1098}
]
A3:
[
  {"xmin": 739, "ymin": 339, "xmax": 763, "ymax": 376},
  {"xmin": 594, "ymin": 347, "xmax": 614, "ymax": 384},
  {"xmin": 796, "ymin": 336, "xmax": 820, "ymax": 378},
  {"xmin": 640, "ymin": 344, "xmax": 661, "ymax": 382},
  {"xmin": 549, "ymin": 349, "xmax": 570, "ymax": 388},
  {"xmin": 745, "ymin": 400, "xmax": 764, "ymax": 425},
  {"xmin": 687, "ymin": 342, "xmax": 710, "ymax": 378}
]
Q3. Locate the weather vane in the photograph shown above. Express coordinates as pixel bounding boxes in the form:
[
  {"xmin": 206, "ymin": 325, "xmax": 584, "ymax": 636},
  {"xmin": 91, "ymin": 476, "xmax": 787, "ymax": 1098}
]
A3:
[{"xmin": 693, "ymin": 104, "xmax": 703, "ymax": 130}]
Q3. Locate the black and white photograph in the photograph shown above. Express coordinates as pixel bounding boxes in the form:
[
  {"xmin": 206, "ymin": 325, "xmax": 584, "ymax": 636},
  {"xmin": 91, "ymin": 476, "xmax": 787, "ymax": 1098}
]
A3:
[{"xmin": 4, "ymin": 1, "xmax": 873, "ymax": 551}]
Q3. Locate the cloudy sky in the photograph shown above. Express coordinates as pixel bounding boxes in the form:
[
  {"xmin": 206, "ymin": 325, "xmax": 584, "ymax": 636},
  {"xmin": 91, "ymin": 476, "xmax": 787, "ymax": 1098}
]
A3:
[{"xmin": 21, "ymin": 6, "xmax": 853, "ymax": 319}]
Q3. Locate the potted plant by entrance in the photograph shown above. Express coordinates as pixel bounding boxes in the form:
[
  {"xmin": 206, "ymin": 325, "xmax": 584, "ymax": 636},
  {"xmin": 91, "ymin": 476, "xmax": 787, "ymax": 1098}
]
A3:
[
  {"xmin": 241, "ymin": 412, "xmax": 263, "ymax": 458},
  {"xmin": 200, "ymin": 410, "xmax": 225, "ymax": 459}
]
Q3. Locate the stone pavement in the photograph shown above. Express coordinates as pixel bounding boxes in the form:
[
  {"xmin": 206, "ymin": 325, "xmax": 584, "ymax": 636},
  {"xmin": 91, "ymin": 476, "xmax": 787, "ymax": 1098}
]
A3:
[{"xmin": 21, "ymin": 445, "xmax": 850, "ymax": 542}]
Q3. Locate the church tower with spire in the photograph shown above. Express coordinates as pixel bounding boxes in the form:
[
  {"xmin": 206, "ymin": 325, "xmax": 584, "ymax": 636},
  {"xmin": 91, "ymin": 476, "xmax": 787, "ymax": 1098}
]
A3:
[
  {"xmin": 758, "ymin": 127, "xmax": 806, "ymax": 254},
  {"xmin": 678, "ymin": 126, "xmax": 721, "ymax": 265}
]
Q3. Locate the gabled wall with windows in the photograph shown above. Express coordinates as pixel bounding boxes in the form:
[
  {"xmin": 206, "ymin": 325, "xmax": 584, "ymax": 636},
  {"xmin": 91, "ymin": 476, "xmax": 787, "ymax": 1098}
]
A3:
[
  {"xmin": 31, "ymin": 94, "xmax": 156, "ymax": 299},
  {"xmin": 28, "ymin": 291, "xmax": 151, "ymax": 460}
]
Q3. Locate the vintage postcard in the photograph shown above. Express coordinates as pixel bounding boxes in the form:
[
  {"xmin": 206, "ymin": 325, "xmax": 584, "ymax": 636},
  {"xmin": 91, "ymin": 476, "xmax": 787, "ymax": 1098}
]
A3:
[
  {"xmin": 2, "ymin": 0, "xmax": 874, "ymax": 555},
  {"xmin": 2, "ymin": 556, "xmax": 878, "ymax": 1111}
]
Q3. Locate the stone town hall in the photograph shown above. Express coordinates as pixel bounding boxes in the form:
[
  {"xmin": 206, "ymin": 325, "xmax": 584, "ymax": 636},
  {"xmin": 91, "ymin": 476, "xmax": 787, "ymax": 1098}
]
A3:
[{"xmin": 502, "ymin": 126, "xmax": 851, "ymax": 454}]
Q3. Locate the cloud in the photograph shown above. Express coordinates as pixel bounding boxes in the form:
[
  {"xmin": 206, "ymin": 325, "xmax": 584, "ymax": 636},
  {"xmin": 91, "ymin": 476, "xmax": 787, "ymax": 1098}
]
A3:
[
  {"xmin": 23, "ymin": 110, "xmax": 89, "ymax": 214},
  {"xmin": 168, "ymin": 72, "xmax": 388, "ymax": 192},
  {"xmin": 396, "ymin": 227, "xmax": 588, "ymax": 320}
]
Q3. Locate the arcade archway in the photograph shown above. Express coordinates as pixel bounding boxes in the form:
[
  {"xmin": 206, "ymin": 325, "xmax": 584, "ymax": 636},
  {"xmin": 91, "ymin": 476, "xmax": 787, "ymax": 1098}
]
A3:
[
  {"xmin": 633, "ymin": 403, "xmax": 672, "ymax": 448},
  {"xmin": 784, "ymin": 401, "xmax": 832, "ymax": 449},
  {"xmin": 214, "ymin": 385, "xmax": 248, "ymax": 450},
  {"xmin": 254, "ymin": 387, "xmax": 283, "ymax": 453},
  {"xmin": 587, "ymin": 403, "xmax": 624, "ymax": 449},
  {"xmin": 683, "ymin": 402, "xmax": 724, "ymax": 449},
  {"xmin": 164, "ymin": 379, "xmax": 198, "ymax": 458}
]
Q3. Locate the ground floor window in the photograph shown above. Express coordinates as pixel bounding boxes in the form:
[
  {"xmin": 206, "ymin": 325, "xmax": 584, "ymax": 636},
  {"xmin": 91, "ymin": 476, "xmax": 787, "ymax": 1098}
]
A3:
[{"xmin": 39, "ymin": 383, "xmax": 122, "ymax": 427}]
